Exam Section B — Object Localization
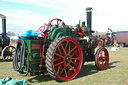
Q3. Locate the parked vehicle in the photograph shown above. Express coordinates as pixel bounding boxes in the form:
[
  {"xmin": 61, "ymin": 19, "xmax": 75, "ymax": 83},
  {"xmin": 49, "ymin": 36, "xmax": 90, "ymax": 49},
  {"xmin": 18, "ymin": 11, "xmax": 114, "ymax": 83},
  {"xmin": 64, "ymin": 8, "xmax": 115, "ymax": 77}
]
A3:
[
  {"xmin": 94, "ymin": 28, "xmax": 116, "ymax": 48},
  {"xmin": 0, "ymin": 14, "xmax": 15, "ymax": 60},
  {"xmin": 116, "ymin": 31, "xmax": 128, "ymax": 47}
]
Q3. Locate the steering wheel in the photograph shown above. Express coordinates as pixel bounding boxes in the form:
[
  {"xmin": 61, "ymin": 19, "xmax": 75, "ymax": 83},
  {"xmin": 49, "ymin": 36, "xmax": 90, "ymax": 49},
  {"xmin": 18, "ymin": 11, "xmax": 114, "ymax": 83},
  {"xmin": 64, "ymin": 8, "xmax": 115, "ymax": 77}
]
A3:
[{"xmin": 46, "ymin": 18, "xmax": 66, "ymax": 30}]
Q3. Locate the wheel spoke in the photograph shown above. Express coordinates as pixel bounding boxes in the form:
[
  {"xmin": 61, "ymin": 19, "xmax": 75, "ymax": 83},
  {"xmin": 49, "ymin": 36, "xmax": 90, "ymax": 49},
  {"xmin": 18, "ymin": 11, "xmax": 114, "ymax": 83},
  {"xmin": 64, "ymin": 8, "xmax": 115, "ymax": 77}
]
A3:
[
  {"xmin": 54, "ymin": 59, "xmax": 59, "ymax": 62},
  {"xmin": 65, "ymin": 41, "xmax": 69, "ymax": 50},
  {"xmin": 71, "ymin": 61, "xmax": 75, "ymax": 65},
  {"xmin": 69, "ymin": 65, "xmax": 76, "ymax": 71},
  {"xmin": 57, "ymin": 65, "xmax": 61, "ymax": 73},
  {"xmin": 60, "ymin": 67, "xmax": 65, "ymax": 75},
  {"xmin": 68, "ymin": 43, "xmax": 71, "ymax": 55},
  {"xmin": 54, "ymin": 61, "xmax": 65, "ymax": 67},
  {"xmin": 57, "ymin": 46, "xmax": 61, "ymax": 54},
  {"xmin": 60, "ymin": 63, "xmax": 70, "ymax": 75},
  {"xmin": 55, "ymin": 53, "xmax": 65, "ymax": 58},
  {"xmin": 100, "ymin": 51, "xmax": 103, "ymax": 56},
  {"xmin": 60, "ymin": 44, "xmax": 67, "ymax": 55},
  {"xmin": 64, "ymin": 69, "xmax": 68, "ymax": 77},
  {"xmin": 101, "ymin": 61, "xmax": 104, "ymax": 67},
  {"xmin": 66, "ymin": 63, "xmax": 70, "ymax": 67},
  {"xmin": 99, "ymin": 57, "xmax": 103, "ymax": 61},
  {"xmin": 71, "ymin": 51, "xmax": 76, "ymax": 57},
  {"xmin": 70, "ymin": 46, "xmax": 77, "ymax": 53}
]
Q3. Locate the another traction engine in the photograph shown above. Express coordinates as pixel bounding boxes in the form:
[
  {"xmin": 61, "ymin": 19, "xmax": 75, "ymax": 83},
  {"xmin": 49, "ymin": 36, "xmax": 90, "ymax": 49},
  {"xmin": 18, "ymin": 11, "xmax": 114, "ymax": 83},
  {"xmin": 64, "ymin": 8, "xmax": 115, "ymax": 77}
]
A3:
[{"xmin": 0, "ymin": 14, "xmax": 15, "ymax": 60}]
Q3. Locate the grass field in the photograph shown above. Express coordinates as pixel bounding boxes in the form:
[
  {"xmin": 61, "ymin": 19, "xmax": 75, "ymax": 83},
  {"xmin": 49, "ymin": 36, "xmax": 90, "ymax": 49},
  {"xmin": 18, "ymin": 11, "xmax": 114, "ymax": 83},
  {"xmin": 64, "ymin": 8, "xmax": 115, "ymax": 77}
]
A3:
[{"xmin": 0, "ymin": 46, "xmax": 128, "ymax": 85}]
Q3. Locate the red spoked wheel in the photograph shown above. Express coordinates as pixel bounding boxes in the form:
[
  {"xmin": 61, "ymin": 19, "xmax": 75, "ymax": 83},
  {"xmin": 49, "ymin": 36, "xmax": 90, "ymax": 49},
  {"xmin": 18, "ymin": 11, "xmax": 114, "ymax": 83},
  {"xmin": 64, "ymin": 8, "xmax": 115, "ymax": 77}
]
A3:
[
  {"xmin": 46, "ymin": 37, "xmax": 83, "ymax": 81},
  {"xmin": 46, "ymin": 18, "xmax": 66, "ymax": 30},
  {"xmin": 95, "ymin": 47, "xmax": 109, "ymax": 70},
  {"xmin": 97, "ymin": 39, "xmax": 103, "ymax": 48}
]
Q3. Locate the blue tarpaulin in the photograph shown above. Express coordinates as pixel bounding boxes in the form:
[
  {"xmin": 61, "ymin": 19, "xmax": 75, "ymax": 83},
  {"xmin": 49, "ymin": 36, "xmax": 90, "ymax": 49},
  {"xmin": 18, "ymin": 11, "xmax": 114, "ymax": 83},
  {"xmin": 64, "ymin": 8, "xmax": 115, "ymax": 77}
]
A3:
[{"xmin": 21, "ymin": 30, "xmax": 40, "ymax": 37}]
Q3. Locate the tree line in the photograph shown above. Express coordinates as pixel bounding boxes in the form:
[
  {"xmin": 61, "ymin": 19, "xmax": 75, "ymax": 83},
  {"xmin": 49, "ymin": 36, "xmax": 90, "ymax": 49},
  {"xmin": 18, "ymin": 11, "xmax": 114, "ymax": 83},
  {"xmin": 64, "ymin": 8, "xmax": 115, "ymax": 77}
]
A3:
[{"xmin": 7, "ymin": 31, "xmax": 16, "ymax": 36}]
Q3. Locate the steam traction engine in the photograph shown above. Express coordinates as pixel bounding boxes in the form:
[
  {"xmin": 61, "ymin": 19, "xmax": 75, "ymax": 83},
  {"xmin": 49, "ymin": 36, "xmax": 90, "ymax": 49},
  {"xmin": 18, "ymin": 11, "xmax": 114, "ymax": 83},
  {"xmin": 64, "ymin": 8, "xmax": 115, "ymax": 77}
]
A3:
[
  {"xmin": 0, "ymin": 14, "xmax": 15, "ymax": 60},
  {"xmin": 97, "ymin": 28, "xmax": 115, "ymax": 48},
  {"xmin": 13, "ymin": 8, "xmax": 109, "ymax": 81}
]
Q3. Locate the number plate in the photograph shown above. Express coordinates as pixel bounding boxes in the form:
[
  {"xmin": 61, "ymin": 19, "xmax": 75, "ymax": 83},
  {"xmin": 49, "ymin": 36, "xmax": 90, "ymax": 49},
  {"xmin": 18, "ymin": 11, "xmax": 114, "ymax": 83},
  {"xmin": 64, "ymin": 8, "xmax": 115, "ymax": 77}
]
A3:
[{"xmin": 32, "ymin": 44, "xmax": 40, "ymax": 49}]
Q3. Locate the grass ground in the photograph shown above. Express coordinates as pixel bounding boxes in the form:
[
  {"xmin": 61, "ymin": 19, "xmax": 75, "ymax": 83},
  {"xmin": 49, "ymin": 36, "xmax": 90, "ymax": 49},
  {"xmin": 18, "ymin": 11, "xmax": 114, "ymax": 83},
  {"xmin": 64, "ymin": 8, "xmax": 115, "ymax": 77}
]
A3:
[{"xmin": 0, "ymin": 46, "xmax": 128, "ymax": 85}]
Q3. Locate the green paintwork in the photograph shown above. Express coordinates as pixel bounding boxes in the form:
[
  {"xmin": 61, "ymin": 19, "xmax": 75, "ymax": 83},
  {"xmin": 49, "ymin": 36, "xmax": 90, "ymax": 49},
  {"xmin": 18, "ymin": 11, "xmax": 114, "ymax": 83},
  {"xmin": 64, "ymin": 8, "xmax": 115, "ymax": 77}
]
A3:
[
  {"xmin": 20, "ymin": 24, "xmax": 98, "ymax": 73},
  {"xmin": 77, "ymin": 24, "xmax": 80, "ymax": 28},
  {"xmin": 25, "ymin": 39, "xmax": 46, "ymax": 73},
  {"xmin": 50, "ymin": 26, "xmax": 72, "ymax": 41},
  {"xmin": 84, "ymin": 27, "xmax": 89, "ymax": 32}
]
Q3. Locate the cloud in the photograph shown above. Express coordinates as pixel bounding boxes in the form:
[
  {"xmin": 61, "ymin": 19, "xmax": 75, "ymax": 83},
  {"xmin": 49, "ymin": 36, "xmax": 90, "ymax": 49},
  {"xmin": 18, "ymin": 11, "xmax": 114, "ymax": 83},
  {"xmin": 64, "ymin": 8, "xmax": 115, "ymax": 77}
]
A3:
[
  {"xmin": 0, "ymin": 9, "xmax": 57, "ymax": 34},
  {"xmin": 1, "ymin": 0, "xmax": 128, "ymax": 34}
]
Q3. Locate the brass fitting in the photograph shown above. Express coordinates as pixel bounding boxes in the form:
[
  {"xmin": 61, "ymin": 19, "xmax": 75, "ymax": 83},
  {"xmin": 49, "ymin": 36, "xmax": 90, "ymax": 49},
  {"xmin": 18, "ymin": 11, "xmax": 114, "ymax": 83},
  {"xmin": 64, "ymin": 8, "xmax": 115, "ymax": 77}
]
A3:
[
  {"xmin": 0, "ymin": 13, "xmax": 6, "ymax": 19},
  {"xmin": 86, "ymin": 7, "xmax": 93, "ymax": 12}
]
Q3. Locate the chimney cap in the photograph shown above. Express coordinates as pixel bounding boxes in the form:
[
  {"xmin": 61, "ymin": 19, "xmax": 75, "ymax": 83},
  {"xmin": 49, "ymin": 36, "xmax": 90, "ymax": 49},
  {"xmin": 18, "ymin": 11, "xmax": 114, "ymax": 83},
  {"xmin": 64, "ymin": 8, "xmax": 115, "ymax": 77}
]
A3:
[
  {"xmin": 86, "ymin": 7, "xmax": 93, "ymax": 12},
  {"xmin": 0, "ymin": 13, "xmax": 6, "ymax": 19}
]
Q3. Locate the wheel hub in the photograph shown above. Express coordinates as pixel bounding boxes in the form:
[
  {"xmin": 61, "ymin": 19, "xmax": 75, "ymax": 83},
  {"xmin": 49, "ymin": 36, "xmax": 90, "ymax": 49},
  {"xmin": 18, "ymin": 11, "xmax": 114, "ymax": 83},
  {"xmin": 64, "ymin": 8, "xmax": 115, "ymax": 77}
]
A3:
[
  {"xmin": 65, "ymin": 56, "xmax": 71, "ymax": 63},
  {"xmin": 103, "ymin": 57, "xmax": 106, "ymax": 61}
]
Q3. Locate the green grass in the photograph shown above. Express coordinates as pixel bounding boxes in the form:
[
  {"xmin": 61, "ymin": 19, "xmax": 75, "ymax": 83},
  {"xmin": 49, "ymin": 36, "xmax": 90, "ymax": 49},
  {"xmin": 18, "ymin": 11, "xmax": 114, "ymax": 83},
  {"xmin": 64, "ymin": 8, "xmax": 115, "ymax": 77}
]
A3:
[{"xmin": 0, "ymin": 46, "xmax": 128, "ymax": 85}]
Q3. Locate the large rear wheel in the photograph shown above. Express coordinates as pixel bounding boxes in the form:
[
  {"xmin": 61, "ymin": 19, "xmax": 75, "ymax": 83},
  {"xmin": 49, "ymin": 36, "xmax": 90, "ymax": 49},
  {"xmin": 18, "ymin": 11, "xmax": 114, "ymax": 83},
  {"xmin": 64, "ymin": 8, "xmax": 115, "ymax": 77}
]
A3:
[{"xmin": 46, "ymin": 37, "xmax": 83, "ymax": 81}]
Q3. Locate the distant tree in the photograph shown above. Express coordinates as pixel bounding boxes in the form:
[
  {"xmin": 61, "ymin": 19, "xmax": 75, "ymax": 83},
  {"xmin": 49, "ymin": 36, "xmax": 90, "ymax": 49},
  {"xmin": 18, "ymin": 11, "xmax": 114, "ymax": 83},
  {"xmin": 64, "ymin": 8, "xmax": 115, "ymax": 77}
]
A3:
[
  {"xmin": 11, "ymin": 32, "xmax": 16, "ymax": 36},
  {"xmin": 7, "ymin": 31, "xmax": 12, "ymax": 36},
  {"xmin": 7, "ymin": 31, "xmax": 16, "ymax": 36}
]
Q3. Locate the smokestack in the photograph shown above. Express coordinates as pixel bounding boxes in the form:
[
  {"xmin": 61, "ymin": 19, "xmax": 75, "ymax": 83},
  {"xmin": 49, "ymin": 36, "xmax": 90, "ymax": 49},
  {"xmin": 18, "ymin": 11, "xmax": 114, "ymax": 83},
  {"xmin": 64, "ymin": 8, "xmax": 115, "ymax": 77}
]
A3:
[
  {"xmin": 0, "ymin": 13, "xmax": 6, "ymax": 34},
  {"xmin": 2, "ymin": 18, "xmax": 6, "ymax": 34},
  {"xmin": 86, "ymin": 7, "xmax": 93, "ymax": 35}
]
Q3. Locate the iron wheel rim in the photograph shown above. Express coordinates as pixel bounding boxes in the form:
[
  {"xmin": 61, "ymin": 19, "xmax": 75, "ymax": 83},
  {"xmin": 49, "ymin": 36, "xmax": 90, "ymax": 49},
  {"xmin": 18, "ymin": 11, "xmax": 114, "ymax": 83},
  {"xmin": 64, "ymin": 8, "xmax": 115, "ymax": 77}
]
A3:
[
  {"xmin": 52, "ymin": 38, "xmax": 83, "ymax": 81},
  {"xmin": 97, "ymin": 48, "xmax": 109, "ymax": 70}
]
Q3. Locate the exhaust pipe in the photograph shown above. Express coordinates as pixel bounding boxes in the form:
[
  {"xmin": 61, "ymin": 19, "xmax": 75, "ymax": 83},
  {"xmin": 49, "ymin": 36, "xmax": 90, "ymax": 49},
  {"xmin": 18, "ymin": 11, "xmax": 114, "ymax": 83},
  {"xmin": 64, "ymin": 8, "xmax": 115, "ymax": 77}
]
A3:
[
  {"xmin": 0, "ymin": 13, "xmax": 6, "ymax": 34},
  {"xmin": 86, "ymin": 7, "xmax": 93, "ymax": 35}
]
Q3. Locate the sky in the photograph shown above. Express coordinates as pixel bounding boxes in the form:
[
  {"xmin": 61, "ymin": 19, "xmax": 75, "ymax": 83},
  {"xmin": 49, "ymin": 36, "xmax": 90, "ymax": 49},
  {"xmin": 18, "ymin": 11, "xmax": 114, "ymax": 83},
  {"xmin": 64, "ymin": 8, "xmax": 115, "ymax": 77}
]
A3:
[{"xmin": 0, "ymin": 0, "xmax": 128, "ymax": 35}]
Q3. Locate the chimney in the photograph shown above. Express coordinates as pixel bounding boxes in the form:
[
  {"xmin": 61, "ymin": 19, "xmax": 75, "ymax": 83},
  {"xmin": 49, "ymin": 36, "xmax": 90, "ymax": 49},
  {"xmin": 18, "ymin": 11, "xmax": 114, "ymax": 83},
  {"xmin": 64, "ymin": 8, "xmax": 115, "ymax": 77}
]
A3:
[
  {"xmin": 86, "ymin": 7, "xmax": 93, "ymax": 35},
  {"xmin": 0, "ymin": 13, "xmax": 6, "ymax": 34}
]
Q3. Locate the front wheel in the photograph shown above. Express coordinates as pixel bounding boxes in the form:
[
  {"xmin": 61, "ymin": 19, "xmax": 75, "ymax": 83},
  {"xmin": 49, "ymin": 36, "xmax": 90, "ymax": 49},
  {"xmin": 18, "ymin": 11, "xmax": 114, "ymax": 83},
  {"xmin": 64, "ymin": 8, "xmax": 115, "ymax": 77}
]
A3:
[
  {"xmin": 95, "ymin": 47, "xmax": 109, "ymax": 70},
  {"xmin": 45, "ymin": 37, "xmax": 83, "ymax": 81}
]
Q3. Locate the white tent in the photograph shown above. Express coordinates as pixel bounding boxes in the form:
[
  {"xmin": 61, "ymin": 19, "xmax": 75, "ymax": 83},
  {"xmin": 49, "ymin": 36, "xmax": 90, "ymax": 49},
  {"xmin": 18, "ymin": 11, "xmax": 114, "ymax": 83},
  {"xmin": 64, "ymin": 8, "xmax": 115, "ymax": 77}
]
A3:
[{"xmin": 9, "ymin": 36, "xmax": 19, "ymax": 40}]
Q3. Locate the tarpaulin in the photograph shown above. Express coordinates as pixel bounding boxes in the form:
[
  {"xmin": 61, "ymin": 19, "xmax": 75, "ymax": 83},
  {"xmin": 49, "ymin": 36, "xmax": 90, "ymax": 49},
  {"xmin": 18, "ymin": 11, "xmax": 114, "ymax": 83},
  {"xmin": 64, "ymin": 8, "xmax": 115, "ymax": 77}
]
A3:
[{"xmin": 0, "ymin": 77, "xmax": 27, "ymax": 85}]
